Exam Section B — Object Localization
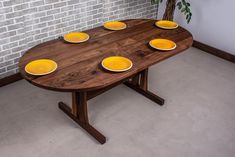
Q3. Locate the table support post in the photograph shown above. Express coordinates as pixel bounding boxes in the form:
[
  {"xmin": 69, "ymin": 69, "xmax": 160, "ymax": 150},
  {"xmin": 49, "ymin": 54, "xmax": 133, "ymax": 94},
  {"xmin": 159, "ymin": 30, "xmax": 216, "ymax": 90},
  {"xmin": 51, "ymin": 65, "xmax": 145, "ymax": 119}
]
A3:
[
  {"xmin": 72, "ymin": 92, "xmax": 78, "ymax": 116},
  {"xmin": 124, "ymin": 68, "xmax": 165, "ymax": 106},
  {"xmin": 131, "ymin": 73, "xmax": 140, "ymax": 86},
  {"xmin": 58, "ymin": 91, "xmax": 106, "ymax": 144},
  {"xmin": 140, "ymin": 68, "xmax": 148, "ymax": 91}
]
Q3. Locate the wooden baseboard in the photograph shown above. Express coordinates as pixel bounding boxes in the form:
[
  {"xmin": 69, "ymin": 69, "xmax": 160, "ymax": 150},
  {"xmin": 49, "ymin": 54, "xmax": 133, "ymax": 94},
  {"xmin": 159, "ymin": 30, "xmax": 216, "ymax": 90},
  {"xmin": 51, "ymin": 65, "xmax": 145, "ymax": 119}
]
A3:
[
  {"xmin": 0, "ymin": 73, "xmax": 22, "ymax": 87},
  {"xmin": 0, "ymin": 41, "xmax": 234, "ymax": 87},
  {"xmin": 193, "ymin": 40, "xmax": 235, "ymax": 63}
]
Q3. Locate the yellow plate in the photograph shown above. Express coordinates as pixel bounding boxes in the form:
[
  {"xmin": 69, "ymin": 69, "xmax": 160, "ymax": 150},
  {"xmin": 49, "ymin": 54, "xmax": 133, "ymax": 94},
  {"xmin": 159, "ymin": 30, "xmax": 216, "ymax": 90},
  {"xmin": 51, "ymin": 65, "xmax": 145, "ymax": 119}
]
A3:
[
  {"xmin": 101, "ymin": 56, "xmax": 132, "ymax": 72},
  {"xmin": 25, "ymin": 59, "xmax": 58, "ymax": 76},
  {"xmin": 149, "ymin": 39, "xmax": 177, "ymax": 51},
  {"xmin": 63, "ymin": 32, "xmax": 90, "ymax": 43},
  {"xmin": 155, "ymin": 20, "xmax": 178, "ymax": 29},
  {"xmin": 103, "ymin": 21, "xmax": 127, "ymax": 30}
]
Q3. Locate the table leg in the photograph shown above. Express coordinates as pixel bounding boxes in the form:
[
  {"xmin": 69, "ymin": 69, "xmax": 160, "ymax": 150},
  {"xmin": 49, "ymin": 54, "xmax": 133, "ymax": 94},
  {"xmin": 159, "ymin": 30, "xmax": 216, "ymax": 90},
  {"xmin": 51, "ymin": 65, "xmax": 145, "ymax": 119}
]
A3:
[
  {"xmin": 140, "ymin": 69, "xmax": 148, "ymax": 91},
  {"xmin": 131, "ymin": 73, "xmax": 140, "ymax": 86},
  {"xmin": 124, "ymin": 69, "xmax": 165, "ymax": 106},
  {"xmin": 58, "ymin": 91, "xmax": 106, "ymax": 144},
  {"xmin": 72, "ymin": 92, "xmax": 78, "ymax": 116}
]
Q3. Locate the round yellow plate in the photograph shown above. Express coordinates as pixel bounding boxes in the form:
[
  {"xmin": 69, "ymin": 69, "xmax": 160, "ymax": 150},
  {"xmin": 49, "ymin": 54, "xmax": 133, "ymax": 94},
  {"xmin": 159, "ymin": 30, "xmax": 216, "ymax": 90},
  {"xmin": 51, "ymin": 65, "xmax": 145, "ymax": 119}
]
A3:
[
  {"xmin": 103, "ymin": 21, "xmax": 127, "ymax": 31},
  {"xmin": 101, "ymin": 56, "xmax": 133, "ymax": 72},
  {"xmin": 149, "ymin": 39, "xmax": 177, "ymax": 51},
  {"xmin": 155, "ymin": 20, "xmax": 178, "ymax": 29},
  {"xmin": 25, "ymin": 59, "xmax": 58, "ymax": 76},
  {"xmin": 63, "ymin": 32, "xmax": 90, "ymax": 43}
]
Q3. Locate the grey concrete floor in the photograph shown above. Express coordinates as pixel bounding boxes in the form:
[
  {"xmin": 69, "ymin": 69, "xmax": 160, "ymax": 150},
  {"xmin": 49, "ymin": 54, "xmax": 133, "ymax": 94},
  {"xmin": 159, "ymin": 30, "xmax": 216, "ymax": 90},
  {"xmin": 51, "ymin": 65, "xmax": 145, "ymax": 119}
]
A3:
[{"xmin": 0, "ymin": 47, "xmax": 235, "ymax": 157}]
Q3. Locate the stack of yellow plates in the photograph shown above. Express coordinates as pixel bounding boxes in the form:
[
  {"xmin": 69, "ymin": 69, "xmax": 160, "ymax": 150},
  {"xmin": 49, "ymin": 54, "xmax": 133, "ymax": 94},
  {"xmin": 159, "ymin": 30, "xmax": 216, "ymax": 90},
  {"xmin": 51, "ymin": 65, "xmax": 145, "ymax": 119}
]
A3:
[
  {"xmin": 63, "ymin": 32, "xmax": 90, "ymax": 43},
  {"xmin": 25, "ymin": 59, "xmax": 57, "ymax": 76},
  {"xmin": 101, "ymin": 56, "xmax": 132, "ymax": 72},
  {"xmin": 103, "ymin": 21, "xmax": 127, "ymax": 31},
  {"xmin": 149, "ymin": 39, "xmax": 177, "ymax": 51},
  {"xmin": 155, "ymin": 20, "xmax": 178, "ymax": 29}
]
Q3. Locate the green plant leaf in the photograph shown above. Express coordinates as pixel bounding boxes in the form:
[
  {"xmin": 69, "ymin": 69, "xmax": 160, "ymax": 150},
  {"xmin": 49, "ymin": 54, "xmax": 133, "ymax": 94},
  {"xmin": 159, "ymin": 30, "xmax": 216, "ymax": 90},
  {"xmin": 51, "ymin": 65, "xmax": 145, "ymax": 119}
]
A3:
[
  {"xmin": 177, "ymin": 2, "xmax": 182, "ymax": 9},
  {"xmin": 181, "ymin": 8, "xmax": 186, "ymax": 12},
  {"xmin": 187, "ymin": 16, "xmax": 192, "ymax": 23},
  {"xmin": 186, "ymin": 14, "xmax": 189, "ymax": 20},
  {"xmin": 177, "ymin": 0, "xmax": 192, "ymax": 24},
  {"xmin": 186, "ymin": 7, "xmax": 190, "ymax": 12}
]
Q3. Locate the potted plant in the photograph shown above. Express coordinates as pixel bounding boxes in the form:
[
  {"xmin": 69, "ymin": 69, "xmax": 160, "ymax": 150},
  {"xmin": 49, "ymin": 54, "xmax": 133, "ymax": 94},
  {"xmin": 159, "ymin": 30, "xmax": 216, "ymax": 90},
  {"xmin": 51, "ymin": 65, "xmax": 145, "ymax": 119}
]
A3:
[{"xmin": 151, "ymin": 0, "xmax": 192, "ymax": 23}]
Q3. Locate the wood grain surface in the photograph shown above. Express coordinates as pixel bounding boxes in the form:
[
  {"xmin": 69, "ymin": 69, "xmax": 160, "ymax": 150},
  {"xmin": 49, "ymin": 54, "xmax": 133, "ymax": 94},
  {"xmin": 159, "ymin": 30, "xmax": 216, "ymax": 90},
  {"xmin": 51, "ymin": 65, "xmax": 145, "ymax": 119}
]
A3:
[{"xmin": 19, "ymin": 19, "xmax": 193, "ymax": 92}]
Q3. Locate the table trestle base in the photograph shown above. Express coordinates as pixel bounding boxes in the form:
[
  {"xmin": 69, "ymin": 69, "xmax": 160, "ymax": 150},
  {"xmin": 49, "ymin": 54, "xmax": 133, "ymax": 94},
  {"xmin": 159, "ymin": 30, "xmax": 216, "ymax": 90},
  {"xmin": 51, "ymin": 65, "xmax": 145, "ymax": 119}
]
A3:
[
  {"xmin": 58, "ymin": 97, "xmax": 106, "ymax": 144},
  {"xmin": 58, "ymin": 69, "xmax": 164, "ymax": 144},
  {"xmin": 124, "ymin": 69, "xmax": 164, "ymax": 106}
]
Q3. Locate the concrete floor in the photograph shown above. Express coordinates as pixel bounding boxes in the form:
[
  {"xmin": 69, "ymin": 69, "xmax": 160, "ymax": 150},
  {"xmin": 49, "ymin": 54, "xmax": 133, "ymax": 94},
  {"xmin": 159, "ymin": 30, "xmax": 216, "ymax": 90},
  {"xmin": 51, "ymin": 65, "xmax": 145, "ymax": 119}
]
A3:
[{"xmin": 0, "ymin": 47, "xmax": 235, "ymax": 157}]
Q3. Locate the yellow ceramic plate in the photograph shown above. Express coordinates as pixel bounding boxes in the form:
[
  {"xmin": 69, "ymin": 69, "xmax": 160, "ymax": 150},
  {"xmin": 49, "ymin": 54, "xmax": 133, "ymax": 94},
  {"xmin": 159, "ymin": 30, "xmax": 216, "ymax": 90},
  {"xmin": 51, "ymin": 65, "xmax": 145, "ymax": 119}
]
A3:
[
  {"xmin": 103, "ymin": 21, "xmax": 127, "ymax": 30},
  {"xmin": 101, "ymin": 56, "xmax": 132, "ymax": 72},
  {"xmin": 63, "ymin": 32, "xmax": 90, "ymax": 43},
  {"xmin": 25, "ymin": 59, "xmax": 58, "ymax": 76},
  {"xmin": 149, "ymin": 39, "xmax": 177, "ymax": 51},
  {"xmin": 155, "ymin": 20, "xmax": 178, "ymax": 29}
]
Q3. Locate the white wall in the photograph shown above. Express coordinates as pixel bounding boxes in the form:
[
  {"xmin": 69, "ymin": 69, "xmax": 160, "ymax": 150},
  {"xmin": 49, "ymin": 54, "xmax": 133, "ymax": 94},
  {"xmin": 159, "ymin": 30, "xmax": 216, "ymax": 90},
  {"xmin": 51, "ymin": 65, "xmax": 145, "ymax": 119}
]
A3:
[{"xmin": 158, "ymin": 0, "xmax": 235, "ymax": 55}]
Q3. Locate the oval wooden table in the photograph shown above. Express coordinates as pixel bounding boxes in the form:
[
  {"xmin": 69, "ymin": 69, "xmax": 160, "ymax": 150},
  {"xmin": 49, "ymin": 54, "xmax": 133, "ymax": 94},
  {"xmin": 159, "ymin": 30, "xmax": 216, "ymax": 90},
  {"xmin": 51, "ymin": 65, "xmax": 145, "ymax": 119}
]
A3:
[{"xmin": 19, "ymin": 19, "xmax": 193, "ymax": 144}]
